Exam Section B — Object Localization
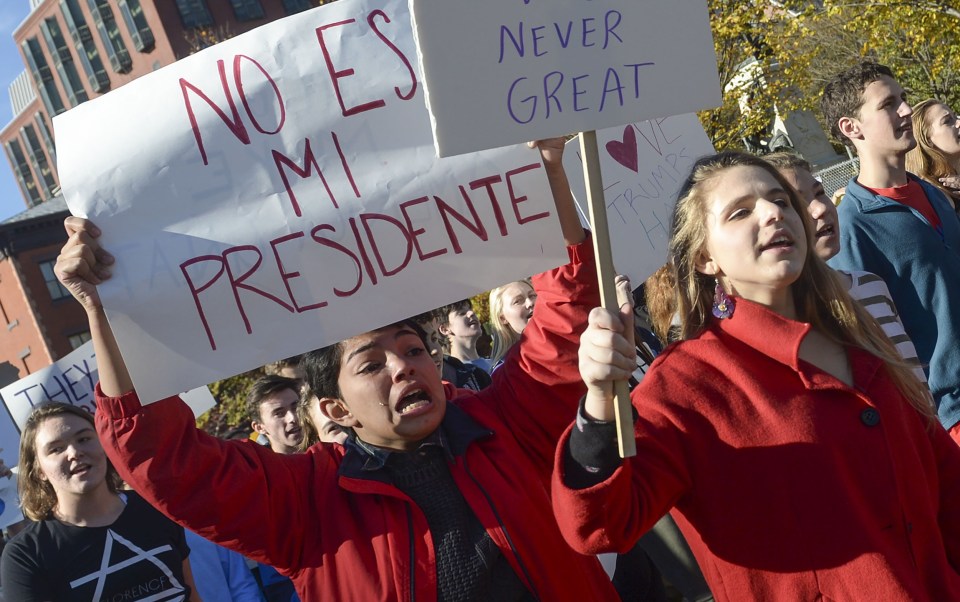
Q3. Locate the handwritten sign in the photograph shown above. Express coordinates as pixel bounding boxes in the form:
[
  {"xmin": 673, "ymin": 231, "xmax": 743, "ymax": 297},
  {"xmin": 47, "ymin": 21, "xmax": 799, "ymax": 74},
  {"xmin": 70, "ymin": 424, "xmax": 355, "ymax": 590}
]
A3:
[
  {"xmin": 410, "ymin": 0, "xmax": 722, "ymax": 157},
  {"xmin": 53, "ymin": 0, "xmax": 568, "ymax": 405},
  {"xmin": 563, "ymin": 114, "xmax": 714, "ymax": 286},
  {"xmin": 0, "ymin": 341, "xmax": 216, "ymax": 433}
]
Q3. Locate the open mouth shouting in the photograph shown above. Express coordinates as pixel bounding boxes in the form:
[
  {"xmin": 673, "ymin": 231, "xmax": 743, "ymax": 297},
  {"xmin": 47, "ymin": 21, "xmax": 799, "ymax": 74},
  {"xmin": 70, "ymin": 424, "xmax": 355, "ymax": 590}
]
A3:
[{"xmin": 395, "ymin": 387, "xmax": 434, "ymax": 417}]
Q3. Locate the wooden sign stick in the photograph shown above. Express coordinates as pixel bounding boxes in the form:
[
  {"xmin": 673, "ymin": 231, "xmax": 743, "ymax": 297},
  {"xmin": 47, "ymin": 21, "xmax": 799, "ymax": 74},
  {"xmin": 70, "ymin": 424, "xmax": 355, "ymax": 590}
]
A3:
[{"xmin": 579, "ymin": 130, "xmax": 636, "ymax": 458}]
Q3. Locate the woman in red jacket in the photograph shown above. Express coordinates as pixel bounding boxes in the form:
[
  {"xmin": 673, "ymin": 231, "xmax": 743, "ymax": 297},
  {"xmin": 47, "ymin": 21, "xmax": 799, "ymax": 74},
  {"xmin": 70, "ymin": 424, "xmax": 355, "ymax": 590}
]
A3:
[{"xmin": 553, "ymin": 151, "xmax": 960, "ymax": 602}]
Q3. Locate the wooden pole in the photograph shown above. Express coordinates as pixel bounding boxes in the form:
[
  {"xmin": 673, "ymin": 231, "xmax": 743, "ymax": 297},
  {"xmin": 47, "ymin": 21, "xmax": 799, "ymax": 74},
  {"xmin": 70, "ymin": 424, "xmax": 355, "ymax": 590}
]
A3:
[{"xmin": 579, "ymin": 130, "xmax": 636, "ymax": 458}]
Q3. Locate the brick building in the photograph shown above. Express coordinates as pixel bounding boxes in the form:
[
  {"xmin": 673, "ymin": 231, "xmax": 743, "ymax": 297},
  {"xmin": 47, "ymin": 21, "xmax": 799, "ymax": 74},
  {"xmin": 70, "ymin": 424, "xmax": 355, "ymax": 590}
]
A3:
[
  {"xmin": 2, "ymin": 0, "xmax": 324, "ymax": 209},
  {"xmin": 0, "ymin": 195, "xmax": 87, "ymax": 375}
]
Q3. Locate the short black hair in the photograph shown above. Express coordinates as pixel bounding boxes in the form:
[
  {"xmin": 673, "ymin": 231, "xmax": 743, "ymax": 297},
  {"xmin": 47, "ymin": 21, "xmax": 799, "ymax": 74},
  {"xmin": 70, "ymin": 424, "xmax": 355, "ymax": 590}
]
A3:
[{"xmin": 245, "ymin": 375, "xmax": 300, "ymax": 424}]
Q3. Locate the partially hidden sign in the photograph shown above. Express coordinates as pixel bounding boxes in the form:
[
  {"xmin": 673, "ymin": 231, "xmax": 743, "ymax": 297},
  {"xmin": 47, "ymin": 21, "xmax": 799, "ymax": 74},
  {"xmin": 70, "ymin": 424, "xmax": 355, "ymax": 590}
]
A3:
[
  {"xmin": 410, "ymin": 0, "xmax": 722, "ymax": 157},
  {"xmin": 54, "ymin": 0, "xmax": 568, "ymax": 404},
  {"xmin": 563, "ymin": 113, "xmax": 715, "ymax": 286},
  {"xmin": 0, "ymin": 341, "xmax": 216, "ymax": 433}
]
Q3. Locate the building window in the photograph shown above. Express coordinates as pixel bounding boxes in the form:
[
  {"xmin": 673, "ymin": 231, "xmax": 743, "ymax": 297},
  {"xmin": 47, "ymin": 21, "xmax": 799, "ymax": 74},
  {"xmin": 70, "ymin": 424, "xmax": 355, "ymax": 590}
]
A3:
[
  {"xmin": 175, "ymin": 0, "xmax": 213, "ymax": 28},
  {"xmin": 40, "ymin": 16, "xmax": 88, "ymax": 107},
  {"xmin": 229, "ymin": 0, "xmax": 264, "ymax": 21},
  {"xmin": 5, "ymin": 140, "xmax": 42, "ymax": 206},
  {"xmin": 22, "ymin": 37, "xmax": 66, "ymax": 117},
  {"xmin": 68, "ymin": 331, "xmax": 92, "ymax": 349},
  {"xmin": 282, "ymin": 0, "xmax": 313, "ymax": 14},
  {"xmin": 117, "ymin": 0, "xmax": 154, "ymax": 52},
  {"xmin": 35, "ymin": 112, "xmax": 57, "ymax": 164},
  {"xmin": 60, "ymin": 0, "xmax": 110, "ymax": 93},
  {"xmin": 20, "ymin": 124, "xmax": 56, "ymax": 197},
  {"xmin": 86, "ymin": 0, "xmax": 132, "ymax": 73},
  {"xmin": 39, "ymin": 260, "xmax": 71, "ymax": 300}
]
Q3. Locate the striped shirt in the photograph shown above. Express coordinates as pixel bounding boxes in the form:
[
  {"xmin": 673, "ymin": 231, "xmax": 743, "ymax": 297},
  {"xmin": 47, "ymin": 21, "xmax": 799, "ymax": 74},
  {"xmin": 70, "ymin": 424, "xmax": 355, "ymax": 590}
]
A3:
[{"xmin": 843, "ymin": 270, "xmax": 928, "ymax": 384}]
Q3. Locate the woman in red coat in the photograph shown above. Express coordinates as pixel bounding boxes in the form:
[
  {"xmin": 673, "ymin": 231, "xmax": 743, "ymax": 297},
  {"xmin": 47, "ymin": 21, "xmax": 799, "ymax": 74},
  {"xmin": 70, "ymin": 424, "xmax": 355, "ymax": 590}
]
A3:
[{"xmin": 553, "ymin": 151, "xmax": 960, "ymax": 601}]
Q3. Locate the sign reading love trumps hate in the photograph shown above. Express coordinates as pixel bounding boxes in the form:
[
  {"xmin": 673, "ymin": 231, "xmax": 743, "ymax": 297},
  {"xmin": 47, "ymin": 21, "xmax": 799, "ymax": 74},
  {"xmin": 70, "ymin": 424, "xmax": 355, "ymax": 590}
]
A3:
[
  {"xmin": 563, "ymin": 114, "xmax": 715, "ymax": 286},
  {"xmin": 54, "ymin": 0, "xmax": 568, "ymax": 405},
  {"xmin": 410, "ymin": 0, "xmax": 722, "ymax": 157}
]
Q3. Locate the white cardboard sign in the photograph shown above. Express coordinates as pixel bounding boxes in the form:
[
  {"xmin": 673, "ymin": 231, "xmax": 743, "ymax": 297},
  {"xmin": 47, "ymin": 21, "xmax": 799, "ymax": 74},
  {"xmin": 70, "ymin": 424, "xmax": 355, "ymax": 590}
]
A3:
[
  {"xmin": 563, "ymin": 114, "xmax": 715, "ymax": 286},
  {"xmin": 54, "ymin": 0, "xmax": 568, "ymax": 404},
  {"xmin": 0, "ymin": 341, "xmax": 216, "ymax": 434},
  {"xmin": 410, "ymin": 0, "xmax": 722, "ymax": 157}
]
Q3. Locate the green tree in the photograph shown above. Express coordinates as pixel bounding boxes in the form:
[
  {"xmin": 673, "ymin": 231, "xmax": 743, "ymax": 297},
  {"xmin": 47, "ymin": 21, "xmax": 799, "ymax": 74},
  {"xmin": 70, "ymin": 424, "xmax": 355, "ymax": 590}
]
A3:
[{"xmin": 196, "ymin": 368, "xmax": 265, "ymax": 437}]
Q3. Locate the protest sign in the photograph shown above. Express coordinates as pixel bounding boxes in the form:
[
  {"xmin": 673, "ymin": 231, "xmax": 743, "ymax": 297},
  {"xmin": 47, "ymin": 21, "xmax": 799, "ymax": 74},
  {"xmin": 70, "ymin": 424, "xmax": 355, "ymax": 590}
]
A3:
[
  {"xmin": 0, "ymin": 341, "xmax": 216, "ymax": 433},
  {"xmin": 563, "ymin": 114, "xmax": 715, "ymax": 287},
  {"xmin": 410, "ymin": 0, "xmax": 722, "ymax": 157},
  {"xmin": 54, "ymin": 0, "xmax": 568, "ymax": 404}
]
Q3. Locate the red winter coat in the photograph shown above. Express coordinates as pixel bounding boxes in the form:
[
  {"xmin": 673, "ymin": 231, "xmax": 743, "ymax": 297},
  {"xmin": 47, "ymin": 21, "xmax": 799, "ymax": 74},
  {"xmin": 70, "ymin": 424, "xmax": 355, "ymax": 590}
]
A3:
[
  {"xmin": 96, "ymin": 239, "xmax": 618, "ymax": 601},
  {"xmin": 553, "ymin": 298, "xmax": 960, "ymax": 601}
]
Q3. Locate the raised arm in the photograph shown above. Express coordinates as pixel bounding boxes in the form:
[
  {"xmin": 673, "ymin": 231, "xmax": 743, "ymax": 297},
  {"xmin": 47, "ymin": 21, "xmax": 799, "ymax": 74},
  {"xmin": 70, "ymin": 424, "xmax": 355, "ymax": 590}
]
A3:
[
  {"xmin": 54, "ymin": 217, "xmax": 322, "ymax": 571},
  {"xmin": 529, "ymin": 137, "xmax": 585, "ymax": 246},
  {"xmin": 55, "ymin": 216, "xmax": 132, "ymax": 397},
  {"xmin": 552, "ymin": 303, "xmax": 689, "ymax": 555},
  {"xmin": 469, "ymin": 138, "xmax": 599, "ymax": 475}
]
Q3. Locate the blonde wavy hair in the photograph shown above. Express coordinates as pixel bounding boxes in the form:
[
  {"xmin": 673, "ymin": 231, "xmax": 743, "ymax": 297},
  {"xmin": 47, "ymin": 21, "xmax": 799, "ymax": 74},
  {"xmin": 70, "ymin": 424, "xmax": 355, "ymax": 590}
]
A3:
[
  {"xmin": 653, "ymin": 151, "xmax": 935, "ymax": 422},
  {"xmin": 906, "ymin": 99, "xmax": 959, "ymax": 207},
  {"xmin": 488, "ymin": 279, "xmax": 532, "ymax": 365}
]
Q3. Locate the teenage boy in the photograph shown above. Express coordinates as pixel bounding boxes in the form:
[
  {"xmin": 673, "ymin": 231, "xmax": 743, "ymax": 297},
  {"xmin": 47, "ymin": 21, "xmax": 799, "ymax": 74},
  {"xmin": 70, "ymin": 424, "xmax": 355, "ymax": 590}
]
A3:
[
  {"xmin": 58, "ymin": 140, "xmax": 620, "ymax": 600},
  {"xmin": 246, "ymin": 375, "xmax": 303, "ymax": 455},
  {"xmin": 439, "ymin": 300, "xmax": 493, "ymax": 390},
  {"xmin": 820, "ymin": 62, "xmax": 960, "ymax": 439}
]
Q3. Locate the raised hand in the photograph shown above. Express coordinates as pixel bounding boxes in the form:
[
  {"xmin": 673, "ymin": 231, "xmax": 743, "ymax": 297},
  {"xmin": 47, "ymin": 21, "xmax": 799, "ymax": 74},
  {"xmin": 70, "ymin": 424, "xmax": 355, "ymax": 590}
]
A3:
[
  {"xmin": 528, "ymin": 137, "xmax": 567, "ymax": 167},
  {"xmin": 54, "ymin": 217, "xmax": 114, "ymax": 314}
]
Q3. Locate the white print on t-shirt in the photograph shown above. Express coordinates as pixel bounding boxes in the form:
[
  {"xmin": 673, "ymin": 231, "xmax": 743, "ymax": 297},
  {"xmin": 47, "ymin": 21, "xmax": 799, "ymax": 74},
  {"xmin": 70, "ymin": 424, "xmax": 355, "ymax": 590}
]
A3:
[{"xmin": 68, "ymin": 529, "xmax": 186, "ymax": 602}]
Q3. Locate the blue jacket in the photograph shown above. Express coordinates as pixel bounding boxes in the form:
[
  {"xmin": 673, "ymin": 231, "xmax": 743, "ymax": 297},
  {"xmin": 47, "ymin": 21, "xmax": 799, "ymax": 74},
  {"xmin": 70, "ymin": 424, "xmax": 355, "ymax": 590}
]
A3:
[{"xmin": 829, "ymin": 174, "xmax": 960, "ymax": 429}]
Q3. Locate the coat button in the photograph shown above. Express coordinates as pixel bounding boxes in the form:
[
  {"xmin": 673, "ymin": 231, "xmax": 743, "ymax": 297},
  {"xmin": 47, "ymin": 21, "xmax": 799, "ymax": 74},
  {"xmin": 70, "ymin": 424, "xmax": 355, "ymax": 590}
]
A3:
[{"xmin": 861, "ymin": 408, "xmax": 880, "ymax": 427}]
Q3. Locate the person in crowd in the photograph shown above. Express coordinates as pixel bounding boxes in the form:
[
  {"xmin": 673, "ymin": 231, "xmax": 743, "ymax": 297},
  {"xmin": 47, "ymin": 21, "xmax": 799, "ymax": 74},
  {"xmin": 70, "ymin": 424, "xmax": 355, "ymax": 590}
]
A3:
[
  {"xmin": 765, "ymin": 151, "xmax": 926, "ymax": 383},
  {"xmin": 552, "ymin": 151, "xmax": 960, "ymax": 601},
  {"xmin": 439, "ymin": 300, "xmax": 493, "ymax": 390},
  {"xmin": 0, "ymin": 402, "xmax": 201, "ymax": 601},
  {"xmin": 186, "ymin": 529, "xmax": 266, "ymax": 602},
  {"xmin": 296, "ymin": 391, "xmax": 348, "ymax": 451},
  {"xmin": 488, "ymin": 278, "xmax": 537, "ymax": 367},
  {"xmin": 57, "ymin": 138, "xmax": 619, "ymax": 600},
  {"xmin": 820, "ymin": 61, "xmax": 960, "ymax": 438},
  {"xmin": 440, "ymin": 300, "xmax": 493, "ymax": 374},
  {"xmin": 906, "ymin": 98, "xmax": 960, "ymax": 211},
  {"xmin": 247, "ymin": 375, "xmax": 303, "ymax": 455},
  {"xmin": 410, "ymin": 308, "xmax": 447, "ymax": 377}
]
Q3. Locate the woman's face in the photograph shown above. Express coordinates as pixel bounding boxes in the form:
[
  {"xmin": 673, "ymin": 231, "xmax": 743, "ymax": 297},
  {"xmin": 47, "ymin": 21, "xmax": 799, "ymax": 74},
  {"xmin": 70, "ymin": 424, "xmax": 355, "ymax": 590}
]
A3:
[
  {"xmin": 499, "ymin": 282, "xmax": 537, "ymax": 335},
  {"xmin": 34, "ymin": 414, "xmax": 108, "ymax": 501},
  {"xmin": 925, "ymin": 103, "xmax": 960, "ymax": 159},
  {"xmin": 697, "ymin": 165, "xmax": 807, "ymax": 314}
]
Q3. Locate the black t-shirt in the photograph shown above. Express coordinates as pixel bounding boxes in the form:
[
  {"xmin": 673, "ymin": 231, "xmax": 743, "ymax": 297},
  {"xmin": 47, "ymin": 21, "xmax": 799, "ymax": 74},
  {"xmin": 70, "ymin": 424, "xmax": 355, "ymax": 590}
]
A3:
[{"xmin": 1, "ymin": 491, "xmax": 191, "ymax": 602}]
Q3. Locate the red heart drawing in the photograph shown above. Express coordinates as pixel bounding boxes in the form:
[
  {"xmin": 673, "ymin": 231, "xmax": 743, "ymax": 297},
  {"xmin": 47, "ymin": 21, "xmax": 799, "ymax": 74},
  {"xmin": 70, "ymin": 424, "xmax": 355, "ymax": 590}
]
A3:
[{"xmin": 605, "ymin": 126, "xmax": 638, "ymax": 172}]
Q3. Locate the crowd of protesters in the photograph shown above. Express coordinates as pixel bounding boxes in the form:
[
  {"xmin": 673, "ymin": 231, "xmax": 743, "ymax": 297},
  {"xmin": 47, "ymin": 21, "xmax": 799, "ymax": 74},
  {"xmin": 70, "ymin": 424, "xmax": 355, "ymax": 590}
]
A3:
[{"xmin": 0, "ymin": 59, "xmax": 958, "ymax": 602}]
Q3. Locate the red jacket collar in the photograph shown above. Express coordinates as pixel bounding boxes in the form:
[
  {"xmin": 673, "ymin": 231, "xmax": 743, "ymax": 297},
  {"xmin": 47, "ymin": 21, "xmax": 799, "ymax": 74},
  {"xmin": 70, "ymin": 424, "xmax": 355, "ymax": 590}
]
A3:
[{"xmin": 711, "ymin": 296, "xmax": 811, "ymax": 372}]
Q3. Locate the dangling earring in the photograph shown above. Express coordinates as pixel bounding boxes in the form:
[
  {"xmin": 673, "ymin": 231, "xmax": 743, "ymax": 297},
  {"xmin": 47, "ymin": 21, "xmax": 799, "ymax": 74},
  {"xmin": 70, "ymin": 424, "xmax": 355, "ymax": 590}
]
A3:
[{"xmin": 712, "ymin": 280, "xmax": 735, "ymax": 319}]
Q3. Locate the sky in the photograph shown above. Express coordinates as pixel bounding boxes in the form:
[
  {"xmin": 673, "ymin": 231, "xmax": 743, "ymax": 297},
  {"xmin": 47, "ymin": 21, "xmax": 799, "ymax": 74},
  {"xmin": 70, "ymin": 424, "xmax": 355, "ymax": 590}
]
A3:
[{"xmin": 0, "ymin": 1, "xmax": 35, "ymax": 222}]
